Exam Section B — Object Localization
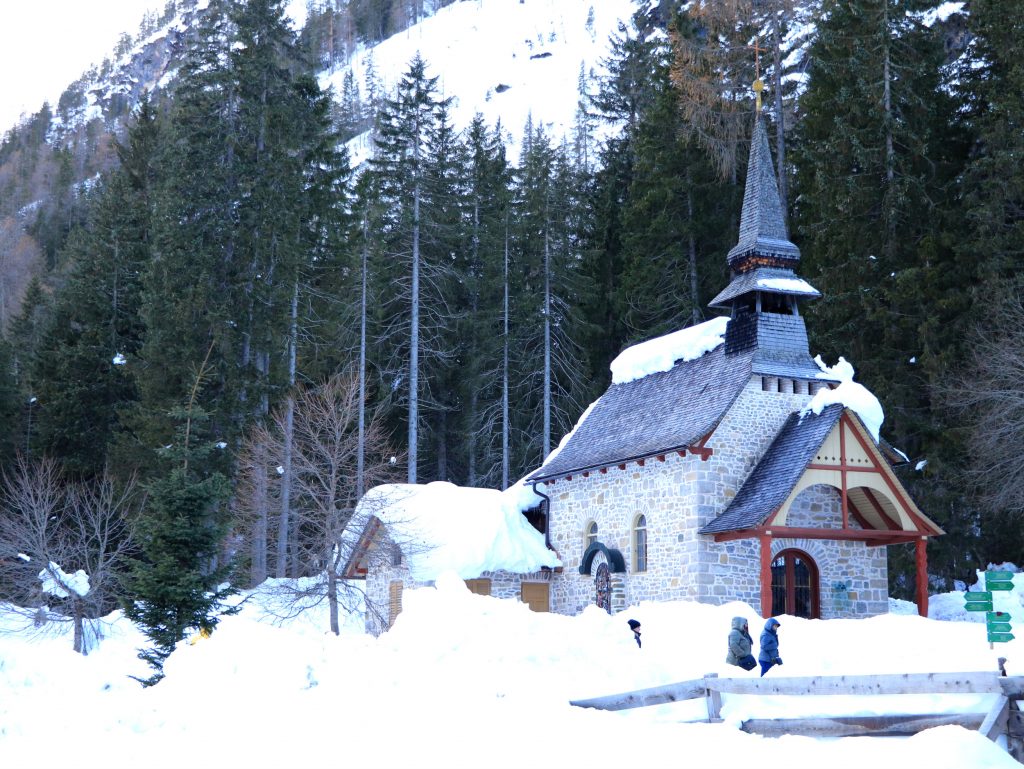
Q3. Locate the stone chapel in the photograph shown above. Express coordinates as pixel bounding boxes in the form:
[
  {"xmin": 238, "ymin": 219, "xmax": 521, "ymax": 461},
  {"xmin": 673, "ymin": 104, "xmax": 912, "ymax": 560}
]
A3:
[{"xmin": 523, "ymin": 110, "xmax": 943, "ymax": 622}]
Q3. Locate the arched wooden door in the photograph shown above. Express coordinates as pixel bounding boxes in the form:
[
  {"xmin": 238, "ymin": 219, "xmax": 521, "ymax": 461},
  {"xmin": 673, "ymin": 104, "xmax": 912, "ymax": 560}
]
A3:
[
  {"xmin": 770, "ymin": 549, "xmax": 820, "ymax": 619},
  {"xmin": 595, "ymin": 563, "xmax": 611, "ymax": 614}
]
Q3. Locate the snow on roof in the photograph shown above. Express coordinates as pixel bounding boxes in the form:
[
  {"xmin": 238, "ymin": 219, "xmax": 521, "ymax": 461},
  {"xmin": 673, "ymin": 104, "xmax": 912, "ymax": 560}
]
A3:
[
  {"xmin": 356, "ymin": 481, "xmax": 559, "ymax": 581},
  {"xmin": 756, "ymin": 276, "xmax": 819, "ymax": 294},
  {"xmin": 803, "ymin": 355, "xmax": 884, "ymax": 441},
  {"xmin": 610, "ymin": 316, "xmax": 729, "ymax": 385}
]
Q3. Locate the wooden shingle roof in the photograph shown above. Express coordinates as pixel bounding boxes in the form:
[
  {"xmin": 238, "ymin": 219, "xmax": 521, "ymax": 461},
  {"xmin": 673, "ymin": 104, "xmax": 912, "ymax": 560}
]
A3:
[
  {"xmin": 527, "ymin": 344, "xmax": 757, "ymax": 482},
  {"xmin": 699, "ymin": 404, "xmax": 844, "ymax": 534}
]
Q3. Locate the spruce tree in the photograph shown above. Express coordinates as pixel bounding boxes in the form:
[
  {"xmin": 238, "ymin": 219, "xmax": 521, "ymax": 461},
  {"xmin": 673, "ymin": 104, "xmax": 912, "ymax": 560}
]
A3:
[
  {"xmin": 791, "ymin": 0, "xmax": 970, "ymax": 590},
  {"xmin": 126, "ymin": 359, "xmax": 233, "ymax": 686},
  {"xmin": 368, "ymin": 54, "xmax": 453, "ymax": 483}
]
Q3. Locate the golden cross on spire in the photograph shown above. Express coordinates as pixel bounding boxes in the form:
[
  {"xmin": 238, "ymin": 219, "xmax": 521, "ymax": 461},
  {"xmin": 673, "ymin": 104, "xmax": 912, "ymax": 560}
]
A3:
[{"xmin": 751, "ymin": 35, "xmax": 766, "ymax": 113}]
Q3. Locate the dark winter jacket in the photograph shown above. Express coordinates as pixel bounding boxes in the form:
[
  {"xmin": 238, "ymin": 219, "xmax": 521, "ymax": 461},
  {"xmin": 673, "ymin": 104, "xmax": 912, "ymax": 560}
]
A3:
[
  {"xmin": 759, "ymin": 618, "xmax": 781, "ymax": 663},
  {"xmin": 726, "ymin": 616, "xmax": 753, "ymax": 665}
]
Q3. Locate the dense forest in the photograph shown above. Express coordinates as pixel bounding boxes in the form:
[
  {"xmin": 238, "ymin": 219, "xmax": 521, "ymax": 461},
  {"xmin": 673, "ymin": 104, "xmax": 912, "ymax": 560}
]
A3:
[{"xmin": 0, "ymin": 0, "xmax": 1022, "ymax": 676}]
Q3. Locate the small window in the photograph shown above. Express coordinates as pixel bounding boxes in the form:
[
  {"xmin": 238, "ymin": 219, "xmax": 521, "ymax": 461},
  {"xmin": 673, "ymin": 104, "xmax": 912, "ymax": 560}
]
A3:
[
  {"xmin": 634, "ymin": 514, "xmax": 648, "ymax": 572},
  {"xmin": 585, "ymin": 521, "xmax": 598, "ymax": 549},
  {"xmin": 391, "ymin": 544, "xmax": 402, "ymax": 567}
]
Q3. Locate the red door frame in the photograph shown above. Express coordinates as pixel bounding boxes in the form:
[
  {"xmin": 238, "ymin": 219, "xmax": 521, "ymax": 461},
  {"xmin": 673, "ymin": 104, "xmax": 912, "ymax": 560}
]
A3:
[{"xmin": 771, "ymin": 548, "xmax": 820, "ymax": 619}]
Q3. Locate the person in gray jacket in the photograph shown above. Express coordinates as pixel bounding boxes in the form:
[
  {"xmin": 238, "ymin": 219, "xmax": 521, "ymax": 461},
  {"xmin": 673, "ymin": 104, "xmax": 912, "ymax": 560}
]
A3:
[
  {"xmin": 758, "ymin": 617, "xmax": 782, "ymax": 676},
  {"xmin": 726, "ymin": 616, "xmax": 756, "ymax": 670}
]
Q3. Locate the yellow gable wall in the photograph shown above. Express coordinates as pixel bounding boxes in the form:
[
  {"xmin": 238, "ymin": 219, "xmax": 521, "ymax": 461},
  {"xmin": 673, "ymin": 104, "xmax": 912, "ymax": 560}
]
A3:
[{"xmin": 772, "ymin": 417, "xmax": 922, "ymax": 531}]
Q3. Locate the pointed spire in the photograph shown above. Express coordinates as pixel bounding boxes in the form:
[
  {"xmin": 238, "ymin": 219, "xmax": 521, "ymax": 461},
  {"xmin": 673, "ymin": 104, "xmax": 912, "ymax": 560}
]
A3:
[{"xmin": 726, "ymin": 115, "xmax": 800, "ymax": 270}]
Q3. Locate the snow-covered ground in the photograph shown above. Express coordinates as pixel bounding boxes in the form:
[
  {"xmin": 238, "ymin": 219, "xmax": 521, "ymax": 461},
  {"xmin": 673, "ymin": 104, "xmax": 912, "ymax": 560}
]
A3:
[{"xmin": 2, "ymin": 569, "xmax": 1023, "ymax": 767}]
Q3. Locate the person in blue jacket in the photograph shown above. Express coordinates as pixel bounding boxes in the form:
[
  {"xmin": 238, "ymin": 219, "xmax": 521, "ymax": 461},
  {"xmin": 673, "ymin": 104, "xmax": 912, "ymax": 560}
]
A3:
[{"xmin": 758, "ymin": 617, "xmax": 782, "ymax": 676}]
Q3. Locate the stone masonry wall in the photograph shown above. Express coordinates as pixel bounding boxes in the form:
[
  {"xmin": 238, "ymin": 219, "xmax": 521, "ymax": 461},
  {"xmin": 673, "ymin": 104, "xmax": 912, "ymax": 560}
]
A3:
[{"xmin": 546, "ymin": 375, "xmax": 890, "ymax": 620}]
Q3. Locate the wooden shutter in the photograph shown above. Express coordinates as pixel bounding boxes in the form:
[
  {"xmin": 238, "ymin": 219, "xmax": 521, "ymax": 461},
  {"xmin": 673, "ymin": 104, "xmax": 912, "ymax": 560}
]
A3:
[
  {"xmin": 520, "ymin": 582, "xmax": 549, "ymax": 612},
  {"xmin": 388, "ymin": 581, "xmax": 403, "ymax": 627},
  {"xmin": 465, "ymin": 578, "xmax": 492, "ymax": 596}
]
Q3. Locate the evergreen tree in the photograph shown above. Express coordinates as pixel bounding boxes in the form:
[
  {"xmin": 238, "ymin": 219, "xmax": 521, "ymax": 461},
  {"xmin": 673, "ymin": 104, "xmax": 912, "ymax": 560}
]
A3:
[
  {"xmin": 125, "ymin": 355, "xmax": 234, "ymax": 686},
  {"xmin": 368, "ymin": 54, "xmax": 453, "ymax": 483},
  {"xmin": 943, "ymin": 0, "xmax": 1024, "ymax": 572},
  {"xmin": 30, "ymin": 102, "xmax": 159, "ymax": 477},
  {"xmin": 617, "ymin": 18, "xmax": 734, "ymax": 343},
  {"xmin": 458, "ymin": 116, "xmax": 512, "ymax": 487},
  {"xmin": 791, "ymin": 0, "xmax": 970, "ymax": 591},
  {"xmin": 509, "ymin": 130, "xmax": 594, "ymax": 469}
]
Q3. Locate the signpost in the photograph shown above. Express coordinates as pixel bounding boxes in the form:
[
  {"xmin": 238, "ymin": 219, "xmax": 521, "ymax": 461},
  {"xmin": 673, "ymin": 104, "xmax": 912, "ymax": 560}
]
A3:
[
  {"xmin": 963, "ymin": 591, "xmax": 993, "ymax": 612},
  {"xmin": 986, "ymin": 570, "xmax": 1015, "ymax": 591},
  {"xmin": 964, "ymin": 571, "xmax": 1018, "ymax": 646},
  {"xmin": 987, "ymin": 611, "xmax": 1014, "ymax": 644}
]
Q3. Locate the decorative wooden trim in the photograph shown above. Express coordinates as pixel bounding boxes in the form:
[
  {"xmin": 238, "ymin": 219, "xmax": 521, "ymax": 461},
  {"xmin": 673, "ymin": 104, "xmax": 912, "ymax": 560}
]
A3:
[
  {"xmin": 712, "ymin": 526, "xmax": 924, "ymax": 543},
  {"xmin": 840, "ymin": 413, "xmax": 941, "ymax": 535},
  {"xmin": 861, "ymin": 486, "xmax": 900, "ymax": 530},
  {"xmin": 599, "ymin": 467, "xmax": 607, "ymax": 474},
  {"xmin": 582, "ymin": 471, "xmax": 590, "ymax": 478},
  {"xmin": 657, "ymin": 455, "xmax": 666, "ymax": 462},
  {"xmin": 342, "ymin": 516, "xmax": 382, "ymax": 579},
  {"xmin": 846, "ymin": 500, "xmax": 874, "ymax": 531},
  {"xmin": 637, "ymin": 458, "xmax": 645, "ymax": 467},
  {"xmin": 840, "ymin": 418, "xmax": 849, "ymax": 529},
  {"xmin": 618, "ymin": 463, "xmax": 626, "ymax": 471}
]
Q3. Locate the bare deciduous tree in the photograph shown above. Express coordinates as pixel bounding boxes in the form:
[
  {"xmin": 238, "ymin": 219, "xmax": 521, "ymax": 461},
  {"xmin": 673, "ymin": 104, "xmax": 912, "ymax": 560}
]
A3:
[
  {"xmin": 0, "ymin": 456, "xmax": 139, "ymax": 654},
  {"xmin": 948, "ymin": 295, "xmax": 1024, "ymax": 518},
  {"xmin": 236, "ymin": 372, "xmax": 401, "ymax": 634}
]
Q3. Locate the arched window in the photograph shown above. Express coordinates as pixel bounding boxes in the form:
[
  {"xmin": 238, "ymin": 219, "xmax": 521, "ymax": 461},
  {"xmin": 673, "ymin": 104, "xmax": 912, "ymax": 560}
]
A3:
[
  {"xmin": 770, "ymin": 549, "xmax": 820, "ymax": 619},
  {"xmin": 633, "ymin": 514, "xmax": 647, "ymax": 572},
  {"xmin": 585, "ymin": 521, "xmax": 598, "ymax": 549}
]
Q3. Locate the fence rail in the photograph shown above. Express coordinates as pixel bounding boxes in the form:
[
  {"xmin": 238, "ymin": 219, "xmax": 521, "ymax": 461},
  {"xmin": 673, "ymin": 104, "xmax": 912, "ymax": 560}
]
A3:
[{"xmin": 570, "ymin": 669, "xmax": 1024, "ymax": 756}]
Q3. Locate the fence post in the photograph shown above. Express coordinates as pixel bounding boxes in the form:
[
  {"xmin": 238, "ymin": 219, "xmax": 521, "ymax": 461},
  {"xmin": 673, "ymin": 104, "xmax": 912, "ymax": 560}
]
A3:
[{"xmin": 705, "ymin": 673, "xmax": 722, "ymax": 722}]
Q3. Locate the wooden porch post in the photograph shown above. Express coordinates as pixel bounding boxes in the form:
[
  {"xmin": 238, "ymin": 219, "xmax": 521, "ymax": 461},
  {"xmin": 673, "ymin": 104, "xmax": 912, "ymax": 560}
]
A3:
[
  {"xmin": 915, "ymin": 537, "xmax": 929, "ymax": 618},
  {"xmin": 760, "ymin": 533, "xmax": 773, "ymax": 619}
]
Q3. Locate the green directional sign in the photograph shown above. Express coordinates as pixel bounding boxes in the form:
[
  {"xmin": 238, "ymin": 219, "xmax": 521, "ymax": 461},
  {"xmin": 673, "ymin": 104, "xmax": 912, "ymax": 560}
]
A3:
[
  {"xmin": 964, "ymin": 591, "xmax": 994, "ymax": 611},
  {"xmin": 987, "ymin": 611, "xmax": 1013, "ymax": 633},
  {"xmin": 986, "ymin": 611, "xmax": 1014, "ymax": 643},
  {"xmin": 986, "ymin": 571, "xmax": 1015, "ymax": 591}
]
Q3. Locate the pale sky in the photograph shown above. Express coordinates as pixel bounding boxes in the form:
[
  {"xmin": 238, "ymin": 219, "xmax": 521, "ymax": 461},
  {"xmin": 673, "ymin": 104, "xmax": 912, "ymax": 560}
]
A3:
[{"xmin": 0, "ymin": 0, "xmax": 164, "ymax": 132}]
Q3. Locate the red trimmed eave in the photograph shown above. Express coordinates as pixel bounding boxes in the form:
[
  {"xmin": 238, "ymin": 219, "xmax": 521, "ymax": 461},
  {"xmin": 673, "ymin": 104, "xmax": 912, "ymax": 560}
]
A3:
[
  {"xmin": 341, "ymin": 516, "xmax": 381, "ymax": 579},
  {"xmin": 711, "ymin": 525, "xmax": 931, "ymax": 544},
  {"xmin": 545, "ymin": 430, "xmax": 720, "ymax": 484}
]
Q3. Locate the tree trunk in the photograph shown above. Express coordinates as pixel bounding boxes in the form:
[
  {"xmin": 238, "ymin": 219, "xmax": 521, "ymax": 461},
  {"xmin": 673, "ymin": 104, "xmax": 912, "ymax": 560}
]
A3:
[
  {"xmin": 542, "ymin": 223, "xmax": 551, "ymax": 459},
  {"xmin": 687, "ymin": 179, "xmax": 700, "ymax": 324},
  {"xmin": 276, "ymin": 284, "xmax": 298, "ymax": 578},
  {"xmin": 252, "ymin": 441, "xmax": 268, "ymax": 584},
  {"xmin": 409, "ymin": 178, "xmax": 420, "ymax": 484},
  {"xmin": 502, "ymin": 220, "xmax": 510, "ymax": 490},
  {"xmin": 327, "ymin": 562, "xmax": 340, "ymax": 635},
  {"xmin": 73, "ymin": 601, "xmax": 85, "ymax": 655},
  {"xmin": 358, "ymin": 212, "xmax": 368, "ymax": 499}
]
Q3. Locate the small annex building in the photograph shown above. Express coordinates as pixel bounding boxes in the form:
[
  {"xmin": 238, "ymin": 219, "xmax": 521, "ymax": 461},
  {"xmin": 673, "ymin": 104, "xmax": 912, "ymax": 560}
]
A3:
[
  {"xmin": 523, "ymin": 113, "xmax": 942, "ymax": 622},
  {"xmin": 344, "ymin": 481, "xmax": 559, "ymax": 634}
]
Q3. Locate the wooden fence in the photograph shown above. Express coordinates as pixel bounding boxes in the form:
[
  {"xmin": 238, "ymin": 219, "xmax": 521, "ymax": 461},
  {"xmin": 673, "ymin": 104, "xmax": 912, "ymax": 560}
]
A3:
[{"xmin": 570, "ymin": 669, "xmax": 1024, "ymax": 758}]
